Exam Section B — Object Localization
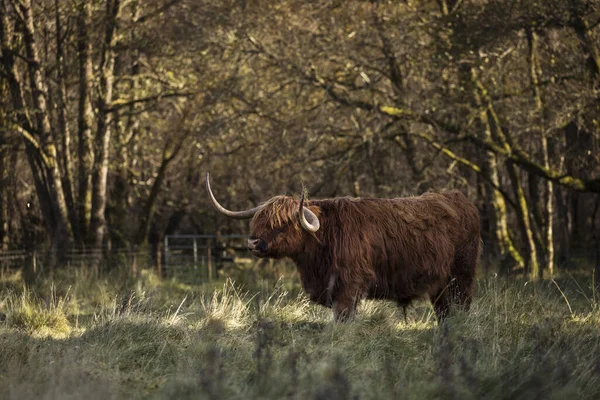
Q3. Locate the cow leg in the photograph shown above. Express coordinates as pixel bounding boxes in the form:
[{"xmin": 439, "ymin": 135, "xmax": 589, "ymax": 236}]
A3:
[
  {"xmin": 451, "ymin": 273, "xmax": 475, "ymax": 311},
  {"xmin": 402, "ymin": 305, "xmax": 408, "ymax": 325},
  {"xmin": 431, "ymin": 288, "xmax": 452, "ymax": 323},
  {"xmin": 332, "ymin": 291, "xmax": 360, "ymax": 322},
  {"xmin": 397, "ymin": 299, "xmax": 411, "ymax": 324},
  {"xmin": 450, "ymin": 236, "xmax": 480, "ymax": 310}
]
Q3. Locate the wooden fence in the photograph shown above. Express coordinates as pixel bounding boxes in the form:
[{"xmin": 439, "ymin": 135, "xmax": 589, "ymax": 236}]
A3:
[
  {"xmin": 0, "ymin": 247, "xmax": 148, "ymax": 277},
  {"xmin": 0, "ymin": 234, "xmax": 252, "ymax": 281}
]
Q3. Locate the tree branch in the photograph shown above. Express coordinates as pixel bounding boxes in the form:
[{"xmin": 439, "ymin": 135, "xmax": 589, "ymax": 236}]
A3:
[
  {"xmin": 107, "ymin": 91, "xmax": 196, "ymax": 112},
  {"xmin": 13, "ymin": 124, "xmax": 50, "ymax": 166},
  {"xmin": 135, "ymin": 0, "xmax": 181, "ymax": 24},
  {"xmin": 386, "ymin": 131, "xmax": 518, "ymax": 209},
  {"xmin": 381, "ymin": 106, "xmax": 600, "ymax": 193},
  {"xmin": 247, "ymin": 34, "xmax": 600, "ymax": 193}
]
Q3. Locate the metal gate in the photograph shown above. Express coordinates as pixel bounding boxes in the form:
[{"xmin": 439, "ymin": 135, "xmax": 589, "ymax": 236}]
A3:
[{"xmin": 163, "ymin": 234, "xmax": 249, "ymax": 280}]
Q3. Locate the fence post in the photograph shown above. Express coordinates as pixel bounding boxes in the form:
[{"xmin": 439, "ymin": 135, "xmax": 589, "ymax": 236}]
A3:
[
  {"xmin": 131, "ymin": 244, "xmax": 138, "ymax": 276},
  {"xmin": 164, "ymin": 236, "xmax": 169, "ymax": 277},
  {"xmin": 206, "ymin": 239, "xmax": 212, "ymax": 281},
  {"xmin": 193, "ymin": 238, "xmax": 198, "ymax": 270}
]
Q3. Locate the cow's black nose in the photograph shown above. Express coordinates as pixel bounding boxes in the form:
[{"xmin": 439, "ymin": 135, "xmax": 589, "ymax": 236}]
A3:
[{"xmin": 247, "ymin": 237, "xmax": 261, "ymax": 250}]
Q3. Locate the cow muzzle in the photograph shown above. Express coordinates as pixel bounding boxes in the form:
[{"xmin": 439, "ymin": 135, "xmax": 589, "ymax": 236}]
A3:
[{"xmin": 247, "ymin": 237, "xmax": 267, "ymax": 257}]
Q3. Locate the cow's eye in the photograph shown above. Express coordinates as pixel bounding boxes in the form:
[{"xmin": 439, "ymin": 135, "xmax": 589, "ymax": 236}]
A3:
[
  {"xmin": 274, "ymin": 225, "xmax": 288, "ymax": 235},
  {"xmin": 268, "ymin": 225, "xmax": 288, "ymax": 240}
]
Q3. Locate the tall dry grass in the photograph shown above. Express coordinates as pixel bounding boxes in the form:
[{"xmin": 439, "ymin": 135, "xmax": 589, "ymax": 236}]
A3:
[{"xmin": 1, "ymin": 265, "xmax": 599, "ymax": 399}]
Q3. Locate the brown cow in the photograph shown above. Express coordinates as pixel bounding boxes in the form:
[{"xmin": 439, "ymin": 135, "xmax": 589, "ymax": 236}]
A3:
[{"xmin": 206, "ymin": 173, "xmax": 481, "ymax": 322}]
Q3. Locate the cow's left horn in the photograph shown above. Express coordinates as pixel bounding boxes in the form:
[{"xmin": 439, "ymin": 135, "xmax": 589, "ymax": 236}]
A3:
[
  {"xmin": 206, "ymin": 173, "xmax": 262, "ymax": 219},
  {"xmin": 298, "ymin": 191, "xmax": 320, "ymax": 233}
]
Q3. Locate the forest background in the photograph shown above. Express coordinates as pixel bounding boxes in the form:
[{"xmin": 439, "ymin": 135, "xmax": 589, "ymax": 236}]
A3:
[
  {"xmin": 2, "ymin": 1, "xmax": 600, "ymax": 398},
  {"xmin": 1, "ymin": 0, "xmax": 600, "ymax": 283}
]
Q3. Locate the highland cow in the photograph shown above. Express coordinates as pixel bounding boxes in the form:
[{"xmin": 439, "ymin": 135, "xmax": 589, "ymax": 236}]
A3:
[{"xmin": 206, "ymin": 173, "xmax": 481, "ymax": 322}]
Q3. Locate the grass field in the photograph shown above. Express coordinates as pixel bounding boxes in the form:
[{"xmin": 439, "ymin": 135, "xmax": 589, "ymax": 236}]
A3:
[{"xmin": 1, "ymin": 264, "xmax": 600, "ymax": 399}]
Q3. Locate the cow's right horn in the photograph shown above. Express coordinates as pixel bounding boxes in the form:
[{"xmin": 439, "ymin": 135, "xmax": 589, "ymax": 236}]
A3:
[
  {"xmin": 298, "ymin": 191, "xmax": 320, "ymax": 233},
  {"xmin": 206, "ymin": 173, "xmax": 262, "ymax": 219}
]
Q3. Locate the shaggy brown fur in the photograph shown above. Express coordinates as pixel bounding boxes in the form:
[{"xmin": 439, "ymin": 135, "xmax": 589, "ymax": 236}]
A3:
[{"xmin": 248, "ymin": 191, "xmax": 481, "ymax": 322}]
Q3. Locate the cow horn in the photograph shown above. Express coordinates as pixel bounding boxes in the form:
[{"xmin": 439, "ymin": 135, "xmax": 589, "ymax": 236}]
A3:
[
  {"xmin": 205, "ymin": 173, "xmax": 262, "ymax": 219},
  {"xmin": 298, "ymin": 191, "xmax": 320, "ymax": 233}
]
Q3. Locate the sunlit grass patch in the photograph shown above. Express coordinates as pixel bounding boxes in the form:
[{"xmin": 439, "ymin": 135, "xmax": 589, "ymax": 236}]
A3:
[
  {"xmin": 197, "ymin": 279, "xmax": 253, "ymax": 330},
  {"xmin": 5, "ymin": 285, "xmax": 72, "ymax": 338}
]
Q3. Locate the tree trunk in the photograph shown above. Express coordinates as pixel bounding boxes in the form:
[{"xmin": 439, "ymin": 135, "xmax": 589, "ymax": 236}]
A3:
[
  {"xmin": 109, "ymin": 118, "xmax": 133, "ymax": 247},
  {"xmin": 437, "ymin": 0, "xmax": 460, "ymax": 16},
  {"xmin": 542, "ymin": 137, "xmax": 554, "ymax": 277},
  {"xmin": 89, "ymin": 0, "xmax": 121, "ymax": 249},
  {"xmin": 489, "ymin": 125, "xmax": 540, "ymax": 280},
  {"xmin": 472, "ymin": 68, "xmax": 540, "ymax": 278},
  {"xmin": 486, "ymin": 158, "xmax": 522, "ymax": 270},
  {"xmin": 555, "ymin": 186, "xmax": 570, "ymax": 264},
  {"xmin": 374, "ymin": 18, "xmax": 430, "ymax": 193},
  {"xmin": 0, "ymin": 69, "xmax": 8, "ymax": 250},
  {"xmin": 400, "ymin": 133, "xmax": 429, "ymax": 192},
  {"xmin": 1, "ymin": 1, "xmax": 71, "ymax": 255},
  {"xmin": 20, "ymin": 0, "xmax": 72, "ymax": 249},
  {"xmin": 564, "ymin": 122, "xmax": 593, "ymax": 255},
  {"xmin": 595, "ymin": 233, "xmax": 600, "ymax": 294},
  {"xmin": 136, "ymin": 129, "xmax": 189, "ymax": 245},
  {"xmin": 54, "ymin": 0, "xmax": 78, "ymax": 242},
  {"xmin": 110, "ymin": 1, "xmax": 140, "ymax": 247},
  {"xmin": 564, "ymin": 8, "xmax": 599, "ymax": 264},
  {"xmin": 506, "ymin": 160, "xmax": 540, "ymax": 280},
  {"xmin": 0, "ymin": 143, "xmax": 8, "ymax": 251},
  {"xmin": 76, "ymin": 1, "xmax": 94, "ymax": 244},
  {"xmin": 571, "ymin": 13, "xmax": 600, "ymax": 80},
  {"xmin": 527, "ymin": 29, "xmax": 553, "ymax": 277},
  {"xmin": 136, "ymin": 157, "xmax": 171, "ymax": 245},
  {"xmin": 469, "ymin": 68, "xmax": 524, "ymax": 271},
  {"xmin": 593, "ymin": 196, "xmax": 600, "ymax": 292}
]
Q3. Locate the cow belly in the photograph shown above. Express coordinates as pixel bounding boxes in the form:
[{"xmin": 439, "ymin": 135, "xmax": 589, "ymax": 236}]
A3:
[
  {"xmin": 366, "ymin": 283, "xmax": 422, "ymax": 304},
  {"xmin": 367, "ymin": 262, "xmax": 449, "ymax": 303},
  {"xmin": 366, "ymin": 283, "xmax": 394, "ymax": 300}
]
